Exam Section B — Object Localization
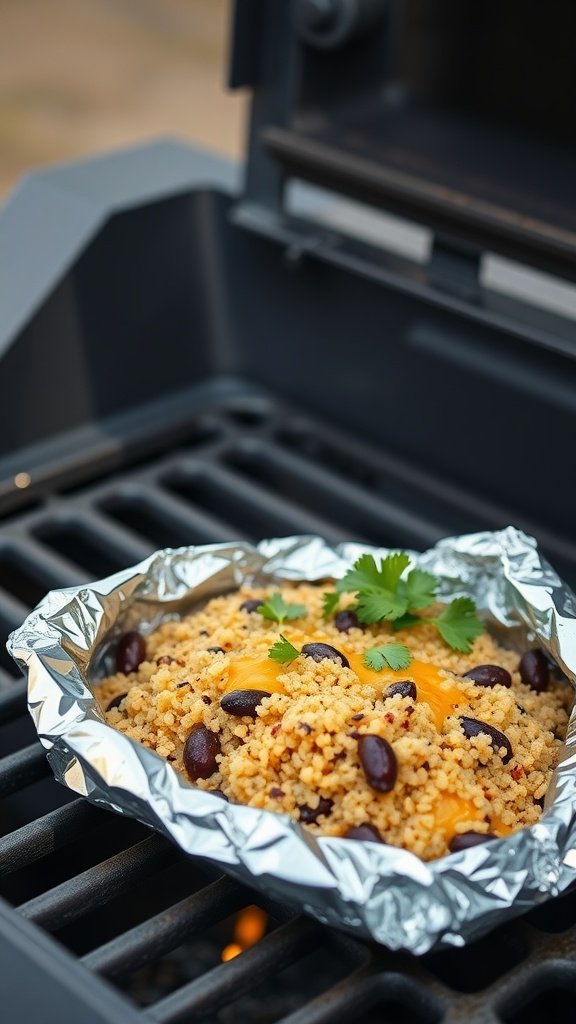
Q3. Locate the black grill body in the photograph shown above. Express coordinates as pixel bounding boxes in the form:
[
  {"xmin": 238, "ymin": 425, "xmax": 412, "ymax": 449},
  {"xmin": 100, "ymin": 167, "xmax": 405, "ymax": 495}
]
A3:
[{"xmin": 1, "ymin": 2, "xmax": 576, "ymax": 1021}]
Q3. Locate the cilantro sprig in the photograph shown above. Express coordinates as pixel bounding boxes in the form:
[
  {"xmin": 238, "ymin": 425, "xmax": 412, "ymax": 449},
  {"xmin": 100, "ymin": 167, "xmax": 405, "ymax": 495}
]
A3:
[
  {"xmin": 322, "ymin": 592, "xmax": 340, "ymax": 619},
  {"xmin": 337, "ymin": 552, "xmax": 484, "ymax": 653},
  {"xmin": 257, "ymin": 593, "xmax": 307, "ymax": 625},
  {"xmin": 336, "ymin": 553, "xmax": 438, "ymax": 623},
  {"xmin": 363, "ymin": 642, "xmax": 412, "ymax": 672},
  {"xmin": 268, "ymin": 635, "xmax": 300, "ymax": 665}
]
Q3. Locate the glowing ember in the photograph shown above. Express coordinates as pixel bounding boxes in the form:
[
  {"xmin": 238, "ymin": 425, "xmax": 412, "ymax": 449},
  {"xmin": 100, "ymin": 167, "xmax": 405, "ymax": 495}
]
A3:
[
  {"xmin": 221, "ymin": 906, "xmax": 267, "ymax": 962},
  {"xmin": 221, "ymin": 942, "xmax": 243, "ymax": 962}
]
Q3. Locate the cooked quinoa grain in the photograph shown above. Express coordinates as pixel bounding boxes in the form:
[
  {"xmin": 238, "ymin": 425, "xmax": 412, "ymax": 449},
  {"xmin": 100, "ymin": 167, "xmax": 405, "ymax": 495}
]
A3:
[{"xmin": 97, "ymin": 584, "xmax": 571, "ymax": 860}]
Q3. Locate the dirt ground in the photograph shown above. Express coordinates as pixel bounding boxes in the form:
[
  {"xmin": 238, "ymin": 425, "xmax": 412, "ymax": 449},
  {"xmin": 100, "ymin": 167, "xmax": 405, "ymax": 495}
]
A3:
[{"xmin": 0, "ymin": 0, "xmax": 245, "ymax": 199}]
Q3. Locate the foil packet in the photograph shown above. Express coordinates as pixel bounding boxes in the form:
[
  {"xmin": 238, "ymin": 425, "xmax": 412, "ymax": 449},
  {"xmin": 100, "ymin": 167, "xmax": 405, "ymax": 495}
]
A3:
[{"xmin": 7, "ymin": 528, "xmax": 576, "ymax": 954}]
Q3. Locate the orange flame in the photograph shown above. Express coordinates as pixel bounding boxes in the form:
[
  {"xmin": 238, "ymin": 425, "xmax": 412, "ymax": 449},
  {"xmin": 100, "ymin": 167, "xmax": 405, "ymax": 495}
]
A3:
[{"xmin": 221, "ymin": 906, "xmax": 267, "ymax": 962}]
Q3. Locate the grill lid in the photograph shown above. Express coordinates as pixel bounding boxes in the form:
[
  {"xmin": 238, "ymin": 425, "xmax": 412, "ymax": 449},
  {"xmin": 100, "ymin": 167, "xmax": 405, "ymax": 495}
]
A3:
[{"xmin": 231, "ymin": 0, "xmax": 576, "ymax": 281}]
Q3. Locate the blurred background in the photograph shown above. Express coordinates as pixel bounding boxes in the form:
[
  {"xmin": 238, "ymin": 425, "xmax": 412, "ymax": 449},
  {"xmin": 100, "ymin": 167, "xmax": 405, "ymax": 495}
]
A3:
[{"xmin": 0, "ymin": 0, "xmax": 245, "ymax": 200}]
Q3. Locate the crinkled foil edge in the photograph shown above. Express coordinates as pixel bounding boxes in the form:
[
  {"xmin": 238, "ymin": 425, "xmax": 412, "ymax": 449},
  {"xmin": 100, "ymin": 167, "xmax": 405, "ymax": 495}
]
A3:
[{"xmin": 7, "ymin": 527, "xmax": 576, "ymax": 954}]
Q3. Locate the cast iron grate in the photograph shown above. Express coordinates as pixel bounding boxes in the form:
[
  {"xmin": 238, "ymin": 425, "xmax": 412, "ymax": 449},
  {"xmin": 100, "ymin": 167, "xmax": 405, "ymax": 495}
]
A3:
[{"xmin": 1, "ymin": 393, "xmax": 576, "ymax": 1023}]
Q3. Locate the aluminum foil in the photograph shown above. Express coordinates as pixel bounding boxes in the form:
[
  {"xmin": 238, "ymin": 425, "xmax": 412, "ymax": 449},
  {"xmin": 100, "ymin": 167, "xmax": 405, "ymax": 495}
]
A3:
[{"xmin": 7, "ymin": 528, "xmax": 576, "ymax": 954}]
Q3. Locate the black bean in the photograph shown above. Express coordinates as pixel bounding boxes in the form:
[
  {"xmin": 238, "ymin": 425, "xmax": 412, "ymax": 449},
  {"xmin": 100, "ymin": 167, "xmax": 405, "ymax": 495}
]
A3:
[
  {"xmin": 115, "ymin": 631, "xmax": 146, "ymax": 674},
  {"xmin": 106, "ymin": 692, "xmax": 127, "ymax": 711},
  {"xmin": 220, "ymin": 689, "xmax": 271, "ymax": 717},
  {"xmin": 298, "ymin": 797, "xmax": 334, "ymax": 824},
  {"xmin": 183, "ymin": 724, "xmax": 221, "ymax": 780},
  {"xmin": 385, "ymin": 680, "xmax": 417, "ymax": 700},
  {"xmin": 358, "ymin": 735, "xmax": 398, "ymax": 792},
  {"xmin": 301, "ymin": 642, "xmax": 349, "ymax": 668},
  {"xmin": 345, "ymin": 823, "xmax": 383, "ymax": 843},
  {"xmin": 334, "ymin": 609, "xmax": 361, "ymax": 633},
  {"xmin": 240, "ymin": 598, "xmax": 264, "ymax": 614},
  {"xmin": 448, "ymin": 831, "xmax": 497, "ymax": 853},
  {"xmin": 519, "ymin": 648, "xmax": 549, "ymax": 693},
  {"xmin": 459, "ymin": 717, "xmax": 513, "ymax": 764},
  {"xmin": 207, "ymin": 646, "xmax": 226, "ymax": 655},
  {"xmin": 463, "ymin": 664, "xmax": 512, "ymax": 689}
]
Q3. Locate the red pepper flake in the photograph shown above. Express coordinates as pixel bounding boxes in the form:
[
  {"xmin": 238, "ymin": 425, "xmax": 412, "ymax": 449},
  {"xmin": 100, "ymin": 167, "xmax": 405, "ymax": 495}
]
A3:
[
  {"xmin": 176, "ymin": 680, "xmax": 190, "ymax": 689},
  {"xmin": 385, "ymin": 712, "xmax": 395, "ymax": 724},
  {"xmin": 351, "ymin": 713, "xmax": 364, "ymax": 722},
  {"xmin": 299, "ymin": 722, "xmax": 312, "ymax": 734},
  {"xmin": 406, "ymin": 706, "xmax": 415, "ymax": 717},
  {"xmin": 511, "ymin": 765, "xmax": 524, "ymax": 780},
  {"xmin": 269, "ymin": 787, "xmax": 284, "ymax": 798},
  {"xmin": 271, "ymin": 723, "xmax": 282, "ymax": 737},
  {"xmin": 201, "ymin": 695, "xmax": 212, "ymax": 705},
  {"xmin": 401, "ymin": 720, "xmax": 410, "ymax": 730},
  {"xmin": 421, "ymin": 760, "xmax": 430, "ymax": 771}
]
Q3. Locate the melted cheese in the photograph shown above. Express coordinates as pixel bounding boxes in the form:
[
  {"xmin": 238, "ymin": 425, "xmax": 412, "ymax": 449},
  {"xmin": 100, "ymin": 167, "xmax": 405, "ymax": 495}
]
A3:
[
  {"xmin": 346, "ymin": 652, "xmax": 463, "ymax": 728},
  {"xmin": 434, "ymin": 794, "xmax": 484, "ymax": 837},
  {"xmin": 490, "ymin": 815, "xmax": 515, "ymax": 838},
  {"xmin": 224, "ymin": 656, "xmax": 286, "ymax": 694}
]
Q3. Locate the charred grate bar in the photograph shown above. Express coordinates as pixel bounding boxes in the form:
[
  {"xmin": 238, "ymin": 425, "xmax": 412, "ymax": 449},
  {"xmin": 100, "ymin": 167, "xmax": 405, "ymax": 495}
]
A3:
[{"xmin": 2, "ymin": 397, "xmax": 576, "ymax": 1023}]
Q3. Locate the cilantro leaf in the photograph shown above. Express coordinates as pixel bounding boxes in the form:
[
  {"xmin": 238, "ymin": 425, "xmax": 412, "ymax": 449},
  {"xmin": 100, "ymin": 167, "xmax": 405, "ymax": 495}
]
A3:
[
  {"xmin": 392, "ymin": 613, "xmax": 423, "ymax": 631},
  {"xmin": 363, "ymin": 643, "xmax": 412, "ymax": 672},
  {"xmin": 405, "ymin": 568, "xmax": 438, "ymax": 610},
  {"xmin": 258, "ymin": 593, "xmax": 307, "ymax": 625},
  {"xmin": 336, "ymin": 552, "xmax": 410, "ymax": 595},
  {"xmin": 432, "ymin": 598, "xmax": 484, "ymax": 653},
  {"xmin": 268, "ymin": 634, "xmax": 300, "ymax": 665},
  {"xmin": 322, "ymin": 592, "xmax": 340, "ymax": 619},
  {"xmin": 356, "ymin": 587, "xmax": 408, "ymax": 624}
]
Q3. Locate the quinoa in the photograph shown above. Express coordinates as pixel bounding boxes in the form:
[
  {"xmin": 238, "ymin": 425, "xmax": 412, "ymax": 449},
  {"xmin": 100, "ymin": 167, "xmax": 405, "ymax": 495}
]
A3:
[{"xmin": 97, "ymin": 584, "xmax": 571, "ymax": 860}]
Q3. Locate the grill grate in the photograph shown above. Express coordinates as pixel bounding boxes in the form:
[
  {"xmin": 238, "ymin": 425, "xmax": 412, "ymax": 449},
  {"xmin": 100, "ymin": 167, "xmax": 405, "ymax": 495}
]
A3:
[{"xmin": 1, "ymin": 394, "xmax": 576, "ymax": 1023}]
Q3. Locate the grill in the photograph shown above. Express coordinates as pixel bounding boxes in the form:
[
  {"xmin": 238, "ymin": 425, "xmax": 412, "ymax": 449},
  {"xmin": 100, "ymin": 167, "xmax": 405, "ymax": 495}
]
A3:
[
  {"xmin": 2, "ymin": 398, "xmax": 576, "ymax": 1023},
  {"xmin": 2, "ymin": 1, "xmax": 576, "ymax": 1021}
]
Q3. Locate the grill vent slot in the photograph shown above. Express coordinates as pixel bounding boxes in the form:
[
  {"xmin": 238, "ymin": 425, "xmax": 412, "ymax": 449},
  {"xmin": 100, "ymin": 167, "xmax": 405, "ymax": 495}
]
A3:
[
  {"xmin": 500, "ymin": 972, "xmax": 576, "ymax": 1024},
  {"xmin": 162, "ymin": 469, "xmax": 303, "ymax": 540},
  {"xmin": 425, "ymin": 929, "xmax": 528, "ymax": 993},
  {"xmin": 33, "ymin": 522, "xmax": 128, "ymax": 577},
  {"xmin": 99, "ymin": 496, "xmax": 209, "ymax": 549},
  {"xmin": 0, "ymin": 550, "xmax": 51, "ymax": 608}
]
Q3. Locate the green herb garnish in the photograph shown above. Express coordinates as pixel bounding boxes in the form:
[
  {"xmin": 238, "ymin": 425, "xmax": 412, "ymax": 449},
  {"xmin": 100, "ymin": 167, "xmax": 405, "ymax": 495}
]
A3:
[
  {"xmin": 363, "ymin": 643, "xmax": 412, "ymax": 672},
  {"xmin": 268, "ymin": 635, "xmax": 300, "ymax": 665},
  {"xmin": 322, "ymin": 592, "xmax": 340, "ymax": 619},
  {"xmin": 432, "ymin": 598, "xmax": 485, "ymax": 653},
  {"xmin": 258, "ymin": 593, "xmax": 307, "ymax": 625},
  {"xmin": 336, "ymin": 552, "xmax": 437, "ymax": 623},
  {"xmin": 337, "ymin": 552, "xmax": 484, "ymax": 653}
]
